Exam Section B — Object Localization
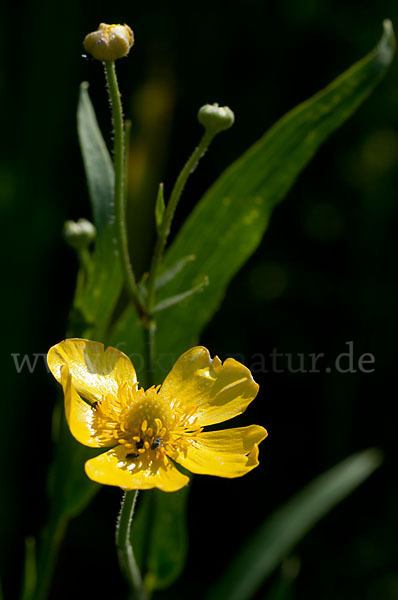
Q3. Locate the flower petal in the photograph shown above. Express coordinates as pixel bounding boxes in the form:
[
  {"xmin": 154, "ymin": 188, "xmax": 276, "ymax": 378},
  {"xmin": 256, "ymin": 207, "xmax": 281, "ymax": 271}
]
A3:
[
  {"xmin": 170, "ymin": 425, "xmax": 267, "ymax": 478},
  {"xmin": 160, "ymin": 346, "xmax": 259, "ymax": 426},
  {"xmin": 47, "ymin": 338, "xmax": 137, "ymax": 404},
  {"xmin": 85, "ymin": 445, "xmax": 190, "ymax": 492},
  {"xmin": 60, "ymin": 365, "xmax": 113, "ymax": 448}
]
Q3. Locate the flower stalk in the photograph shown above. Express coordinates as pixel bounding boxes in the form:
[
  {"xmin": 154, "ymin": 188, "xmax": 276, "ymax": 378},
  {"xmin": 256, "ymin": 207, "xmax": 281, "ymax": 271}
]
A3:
[
  {"xmin": 104, "ymin": 59, "xmax": 147, "ymax": 598},
  {"xmin": 146, "ymin": 130, "xmax": 214, "ymax": 314},
  {"xmin": 116, "ymin": 491, "xmax": 147, "ymax": 600},
  {"xmin": 104, "ymin": 60, "xmax": 146, "ymax": 319}
]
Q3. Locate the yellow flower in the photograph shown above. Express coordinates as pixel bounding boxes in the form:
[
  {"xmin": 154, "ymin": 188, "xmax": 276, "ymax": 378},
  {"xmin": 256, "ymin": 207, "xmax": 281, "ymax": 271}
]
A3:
[{"xmin": 47, "ymin": 339, "xmax": 267, "ymax": 492}]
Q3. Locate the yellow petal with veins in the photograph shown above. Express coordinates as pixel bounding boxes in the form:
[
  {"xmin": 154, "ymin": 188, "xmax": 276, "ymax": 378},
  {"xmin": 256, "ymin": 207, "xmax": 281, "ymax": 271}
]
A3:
[
  {"xmin": 47, "ymin": 338, "xmax": 137, "ymax": 405},
  {"xmin": 170, "ymin": 425, "xmax": 267, "ymax": 477},
  {"xmin": 85, "ymin": 445, "xmax": 189, "ymax": 492},
  {"xmin": 60, "ymin": 365, "xmax": 112, "ymax": 447},
  {"xmin": 159, "ymin": 346, "xmax": 259, "ymax": 426}
]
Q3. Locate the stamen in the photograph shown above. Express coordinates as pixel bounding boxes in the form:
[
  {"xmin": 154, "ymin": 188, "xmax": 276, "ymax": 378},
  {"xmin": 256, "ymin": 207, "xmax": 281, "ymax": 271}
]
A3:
[
  {"xmin": 133, "ymin": 436, "xmax": 141, "ymax": 442},
  {"xmin": 155, "ymin": 418, "xmax": 163, "ymax": 435},
  {"xmin": 147, "ymin": 427, "xmax": 153, "ymax": 437},
  {"xmin": 141, "ymin": 419, "xmax": 148, "ymax": 433},
  {"xmin": 138, "ymin": 448, "xmax": 146, "ymax": 454}
]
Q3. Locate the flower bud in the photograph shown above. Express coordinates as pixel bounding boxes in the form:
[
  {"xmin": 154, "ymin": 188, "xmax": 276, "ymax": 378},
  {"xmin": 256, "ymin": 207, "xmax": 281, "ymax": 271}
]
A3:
[
  {"xmin": 64, "ymin": 219, "xmax": 96, "ymax": 250},
  {"xmin": 197, "ymin": 103, "xmax": 235, "ymax": 135},
  {"xmin": 83, "ymin": 23, "xmax": 134, "ymax": 61}
]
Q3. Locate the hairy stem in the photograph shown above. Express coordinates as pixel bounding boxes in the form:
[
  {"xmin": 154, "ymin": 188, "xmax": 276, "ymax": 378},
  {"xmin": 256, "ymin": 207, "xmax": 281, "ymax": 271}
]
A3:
[
  {"xmin": 104, "ymin": 61, "xmax": 146, "ymax": 319},
  {"xmin": 146, "ymin": 130, "xmax": 214, "ymax": 313},
  {"xmin": 116, "ymin": 491, "xmax": 147, "ymax": 600}
]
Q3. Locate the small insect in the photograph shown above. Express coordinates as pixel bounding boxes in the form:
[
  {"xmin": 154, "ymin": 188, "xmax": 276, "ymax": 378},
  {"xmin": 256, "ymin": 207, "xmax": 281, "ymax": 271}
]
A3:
[
  {"xmin": 151, "ymin": 437, "xmax": 163, "ymax": 450},
  {"xmin": 92, "ymin": 401, "xmax": 99, "ymax": 410},
  {"xmin": 136, "ymin": 439, "xmax": 144, "ymax": 450},
  {"xmin": 126, "ymin": 452, "xmax": 139, "ymax": 460}
]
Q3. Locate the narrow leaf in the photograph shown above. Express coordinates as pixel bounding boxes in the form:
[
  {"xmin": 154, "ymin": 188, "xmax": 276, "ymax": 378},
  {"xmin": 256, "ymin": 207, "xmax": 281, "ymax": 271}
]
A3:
[
  {"xmin": 155, "ymin": 183, "xmax": 166, "ymax": 233},
  {"xmin": 205, "ymin": 449, "xmax": 382, "ymax": 600},
  {"xmin": 152, "ymin": 21, "xmax": 395, "ymax": 361},
  {"xmin": 76, "ymin": 82, "xmax": 122, "ymax": 338},
  {"xmin": 44, "ymin": 85, "xmax": 121, "ymax": 532},
  {"xmin": 155, "ymin": 255, "xmax": 196, "ymax": 290},
  {"xmin": 152, "ymin": 276, "xmax": 209, "ymax": 313},
  {"xmin": 20, "ymin": 537, "xmax": 37, "ymax": 600}
]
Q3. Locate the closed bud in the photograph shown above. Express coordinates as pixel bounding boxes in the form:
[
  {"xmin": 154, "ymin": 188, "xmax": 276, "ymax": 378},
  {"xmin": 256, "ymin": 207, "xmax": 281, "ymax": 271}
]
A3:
[
  {"xmin": 83, "ymin": 23, "xmax": 134, "ymax": 61},
  {"xmin": 197, "ymin": 103, "xmax": 235, "ymax": 135},
  {"xmin": 64, "ymin": 219, "xmax": 96, "ymax": 250}
]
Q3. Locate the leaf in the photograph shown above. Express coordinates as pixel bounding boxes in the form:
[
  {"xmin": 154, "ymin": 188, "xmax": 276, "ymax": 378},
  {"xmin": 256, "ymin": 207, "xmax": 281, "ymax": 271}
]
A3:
[
  {"xmin": 42, "ymin": 84, "xmax": 122, "ymax": 545},
  {"xmin": 75, "ymin": 82, "xmax": 123, "ymax": 338},
  {"xmin": 155, "ymin": 183, "xmax": 166, "ymax": 233},
  {"xmin": 205, "ymin": 449, "xmax": 382, "ymax": 600},
  {"xmin": 20, "ymin": 537, "xmax": 37, "ymax": 600},
  {"xmin": 132, "ymin": 487, "xmax": 189, "ymax": 590},
  {"xmin": 149, "ymin": 20, "xmax": 395, "ymax": 363},
  {"xmin": 114, "ymin": 21, "xmax": 395, "ymax": 377},
  {"xmin": 152, "ymin": 276, "xmax": 209, "ymax": 313},
  {"xmin": 155, "ymin": 255, "xmax": 196, "ymax": 290}
]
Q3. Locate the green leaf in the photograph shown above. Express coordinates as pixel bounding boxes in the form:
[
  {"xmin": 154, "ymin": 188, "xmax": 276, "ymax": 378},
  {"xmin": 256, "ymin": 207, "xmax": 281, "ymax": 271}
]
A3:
[
  {"xmin": 75, "ymin": 82, "xmax": 122, "ymax": 338},
  {"xmin": 149, "ymin": 20, "xmax": 395, "ymax": 362},
  {"xmin": 155, "ymin": 183, "xmax": 166, "ymax": 233},
  {"xmin": 152, "ymin": 276, "xmax": 209, "ymax": 313},
  {"xmin": 155, "ymin": 255, "xmax": 196, "ymax": 290},
  {"xmin": 205, "ymin": 449, "xmax": 382, "ymax": 600},
  {"xmin": 112, "ymin": 22, "xmax": 396, "ymax": 377},
  {"xmin": 20, "ymin": 537, "xmax": 37, "ymax": 600},
  {"xmin": 47, "ymin": 84, "xmax": 122, "ymax": 518},
  {"xmin": 132, "ymin": 487, "xmax": 189, "ymax": 590},
  {"xmin": 41, "ymin": 84, "xmax": 122, "ymax": 551}
]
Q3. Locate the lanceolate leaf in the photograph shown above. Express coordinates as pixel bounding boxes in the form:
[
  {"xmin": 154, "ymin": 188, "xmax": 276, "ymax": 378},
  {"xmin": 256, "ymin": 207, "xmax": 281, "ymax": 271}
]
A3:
[
  {"xmin": 113, "ymin": 22, "xmax": 395, "ymax": 378},
  {"xmin": 151, "ymin": 20, "xmax": 395, "ymax": 364},
  {"xmin": 75, "ymin": 82, "xmax": 123, "ymax": 338},
  {"xmin": 44, "ymin": 85, "xmax": 122, "ymax": 530},
  {"xmin": 205, "ymin": 449, "xmax": 382, "ymax": 600},
  {"xmin": 152, "ymin": 276, "xmax": 209, "ymax": 313},
  {"xmin": 155, "ymin": 255, "xmax": 196, "ymax": 290}
]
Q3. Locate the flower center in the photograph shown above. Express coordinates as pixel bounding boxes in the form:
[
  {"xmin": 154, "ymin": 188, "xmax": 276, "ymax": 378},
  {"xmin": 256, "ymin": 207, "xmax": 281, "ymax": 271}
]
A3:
[
  {"xmin": 92, "ymin": 385, "xmax": 203, "ymax": 462},
  {"xmin": 96, "ymin": 386, "xmax": 172, "ymax": 461}
]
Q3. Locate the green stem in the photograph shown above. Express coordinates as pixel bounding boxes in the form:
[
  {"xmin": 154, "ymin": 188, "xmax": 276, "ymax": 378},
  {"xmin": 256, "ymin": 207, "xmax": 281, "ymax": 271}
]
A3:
[
  {"xmin": 116, "ymin": 491, "xmax": 146, "ymax": 600},
  {"xmin": 104, "ymin": 61, "xmax": 146, "ymax": 319},
  {"xmin": 143, "ymin": 318, "xmax": 157, "ymax": 387},
  {"xmin": 146, "ymin": 130, "xmax": 214, "ymax": 313}
]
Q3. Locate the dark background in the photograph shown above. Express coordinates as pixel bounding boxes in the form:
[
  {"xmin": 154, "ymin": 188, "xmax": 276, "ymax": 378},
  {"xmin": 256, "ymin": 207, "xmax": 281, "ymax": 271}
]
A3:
[{"xmin": 1, "ymin": 0, "xmax": 397, "ymax": 598}]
